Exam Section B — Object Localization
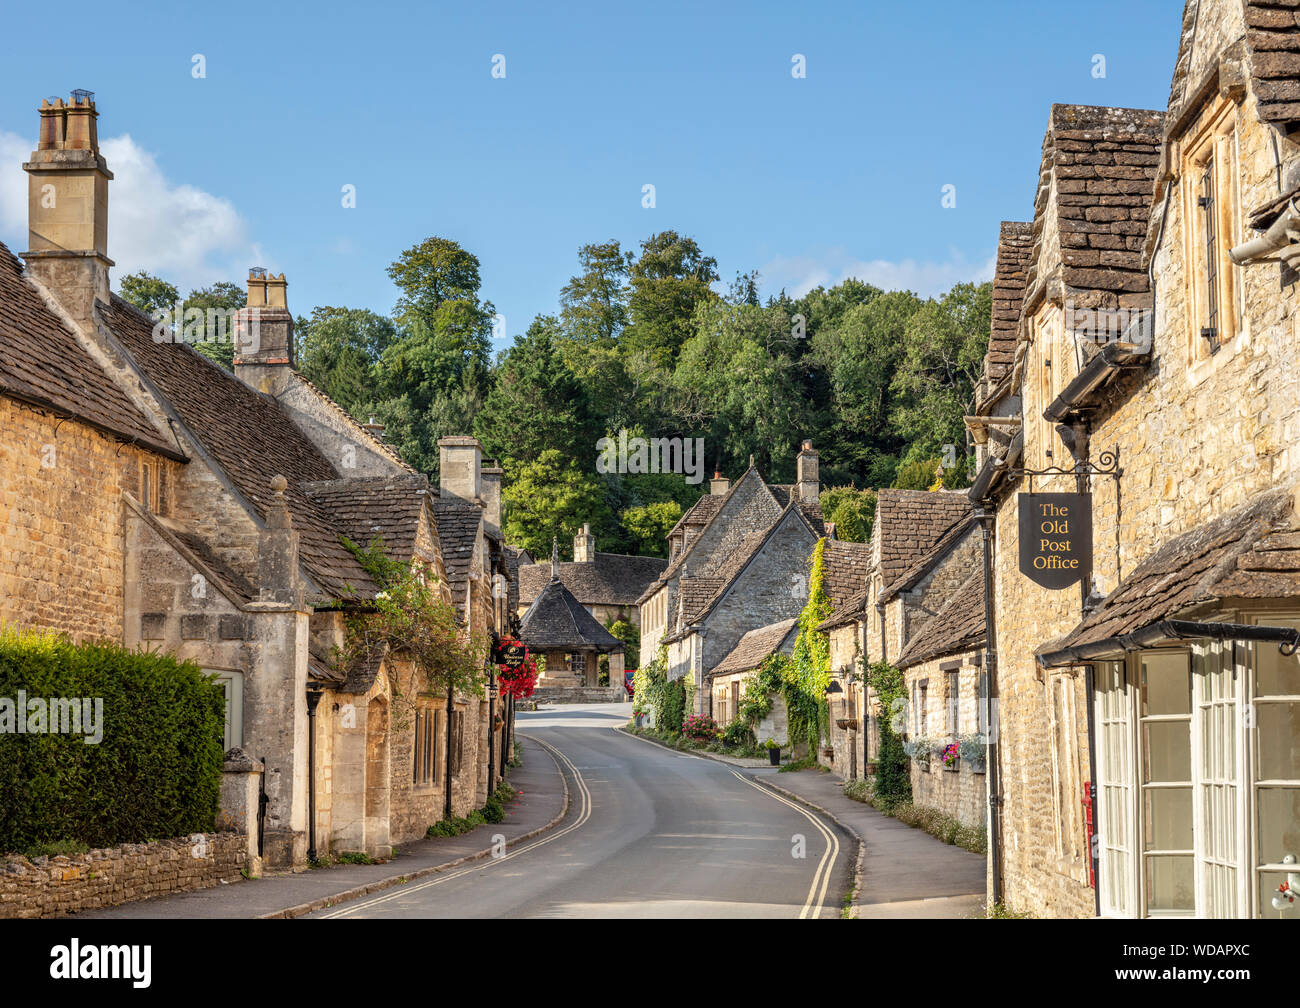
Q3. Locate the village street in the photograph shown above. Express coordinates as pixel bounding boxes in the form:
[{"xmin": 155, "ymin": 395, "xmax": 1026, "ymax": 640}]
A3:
[{"xmin": 310, "ymin": 704, "xmax": 855, "ymax": 919}]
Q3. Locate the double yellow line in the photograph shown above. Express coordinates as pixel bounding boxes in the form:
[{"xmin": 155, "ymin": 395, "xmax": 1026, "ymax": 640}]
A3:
[
  {"xmin": 320, "ymin": 734, "xmax": 592, "ymax": 918},
  {"xmin": 729, "ymin": 770, "xmax": 840, "ymax": 919}
]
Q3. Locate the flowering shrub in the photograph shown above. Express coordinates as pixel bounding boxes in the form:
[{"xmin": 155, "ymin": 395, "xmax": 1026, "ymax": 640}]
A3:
[
  {"xmin": 495, "ymin": 636, "xmax": 538, "ymax": 699},
  {"xmin": 681, "ymin": 714, "xmax": 720, "ymax": 742}
]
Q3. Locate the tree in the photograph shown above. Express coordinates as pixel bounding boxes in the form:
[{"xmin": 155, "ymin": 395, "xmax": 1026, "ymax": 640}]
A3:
[
  {"xmin": 296, "ymin": 306, "xmax": 397, "ymax": 417},
  {"xmin": 557, "ymin": 241, "xmax": 635, "ymax": 423},
  {"xmin": 819, "ymin": 486, "xmax": 877, "ymax": 542},
  {"xmin": 618, "ymin": 500, "xmax": 683, "ymax": 558},
  {"xmin": 183, "ymin": 281, "xmax": 246, "ymax": 371},
  {"xmin": 891, "ymin": 281, "xmax": 992, "ymax": 467},
  {"xmin": 501, "ymin": 450, "xmax": 616, "ymax": 558},
  {"xmin": 668, "ymin": 299, "xmax": 816, "ymax": 480},
  {"xmin": 623, "ymin": 231, "xmax": 720, "ymax": 371},
  {"xmin": 473, "ymin": 316, "xmax": 599, "ymax": 470},
  {"xmin": 118, "ymin": 272, "xmax": 179, "ymax": 318},
  {"xmin": 605, "ymin": 617, "xmax": 641, "ymax": 668}
]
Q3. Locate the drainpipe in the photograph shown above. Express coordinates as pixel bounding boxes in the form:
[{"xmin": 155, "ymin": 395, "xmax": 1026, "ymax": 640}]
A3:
[
  {"xmin": 305, "ymin": 686, "xmax": 324, "ymax": 864},
  {"xmin": 978, "ymin": 504, "xmax": 1003, "ymax": 907},
  {"xmin": 444, "ymin": 682, "xmax": 455, "ymax": 819}
]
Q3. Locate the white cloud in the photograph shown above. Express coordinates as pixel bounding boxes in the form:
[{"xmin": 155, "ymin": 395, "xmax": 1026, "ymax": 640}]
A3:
[
  {"xmin": 0, "ymin": 131, "xmax": 260, "ymax": 293},
  {"xmin": 759, "ymin": 247, "xmax": 997, "ymax": 301}
]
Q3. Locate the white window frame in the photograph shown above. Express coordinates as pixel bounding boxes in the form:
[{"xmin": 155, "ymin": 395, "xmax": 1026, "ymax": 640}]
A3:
[
  {"xmin": 1249, "ymin": 614, "xmax": 1300, "ymax": 919},
  {"xmin": 1094, "ymin": 660, "xmax": 1139, "ymax": 917},
  {"xmin": 210, "ymin": 669, "xmax": 243, "ymax": 753}
]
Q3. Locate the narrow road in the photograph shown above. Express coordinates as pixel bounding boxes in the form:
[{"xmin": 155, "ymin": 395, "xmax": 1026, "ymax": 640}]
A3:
[{"xmin": 312, "ymin": 703, "xmax": 852, "ymax": 919}]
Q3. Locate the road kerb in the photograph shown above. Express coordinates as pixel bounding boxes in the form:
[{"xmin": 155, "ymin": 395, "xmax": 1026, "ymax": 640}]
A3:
[{"xmin": 258, "ymin": 742, "xmax": 573, "ymax": 920}]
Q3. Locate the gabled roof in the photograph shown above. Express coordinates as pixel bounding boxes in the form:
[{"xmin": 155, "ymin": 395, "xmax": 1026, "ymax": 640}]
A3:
[
  {"xmin": 100, "ymin": 294, "xmax": 379, "ymax": 600},
  {"xmin": 984, "ymin": 222, "xmax": 1033, "ymax": 384},
  {"xmin": 518, "ymin": 552, "xmax": 666, "ymax": 608},
  {"xmin": 1040, "ymin": 488, "xmax": 1300, "ymax": 664},
  {"xmin": 712, "ymin": 618, "xmax": 799, "ymax": 678},
  {"xmin": 301, "ymin": 474, "xmax": 433, "ymax": 564},
  {"xmin": 0, "ymin": 243, "xmax": 182, "ymax": 461},
  {"xmin": 882, "ymin": 513, "xmax": 977, "ymax": 601},
  {"xmin": 288, "ymin": 371, "xmax": 413, "ymax": 473},
  {"xmin": 1244, "ymin": 0, "xmax": 1300, "ymax": 129},
  {"xmin": 897, "ymin": 565, "xmax": 986, "ymax": 668},
  {"xmin": 664, "ymin": 502, "xmax": 821, "ymax": 640},
  {"xmin": 519, "ymin": 576, "xmax": 625, "ymax": 653},
  {"xmin": 820, "ymin": 539, "xmax": 874, "ymax": 610},
  {"xmin": 431, "ymin": 499, "xmax": 483, "ymax": 613},
  {"xmin": 1026, "ymin": 104, "xmax": 1164, "ymax": 317},
  {"xmin": 874, "ymin": 489, "xmax": 974, "ymax": 586}
]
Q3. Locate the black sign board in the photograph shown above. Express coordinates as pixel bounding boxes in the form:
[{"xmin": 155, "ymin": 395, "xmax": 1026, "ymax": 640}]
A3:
[
  {"xmin": 497, "ymin": 642, "xmax": 528, "ymax": 669},
  {"xmin": 1018, "ymin": 493, "xmax": 1092, "ymax": 590}
]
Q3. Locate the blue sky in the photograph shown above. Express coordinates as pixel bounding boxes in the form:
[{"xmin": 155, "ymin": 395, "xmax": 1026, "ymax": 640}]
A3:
[{"xmin": 0, "ymin": 1, "xmax": 1184, "ymax": 353}]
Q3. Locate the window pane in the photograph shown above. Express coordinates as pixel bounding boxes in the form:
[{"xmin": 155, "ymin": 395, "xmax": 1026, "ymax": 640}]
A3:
[
  {"xmin": 1259, "ymin": 871, "xmax": 1300, "ymax": 919},
  {"xmin": 1256, "ymin": 625, "xmax": 1300, "ymax": 696},
  {"xmin": 1144, "ymin": 787, "xmax": 1193, "ymax": 850},
  {"xmin": 1145, "ymin": 855, "xmax": 1194, "ymax": 913},
  {"xmin": 1257, "ymin": 788, "xmax": 1300, "ymax": 866},
  {"xmin": 1142, "ymin": 652, "xmax": 1191, "ymax": 715},
  {"xmin": 1257, "ymin": 702, "xmax": 1300, "ymax": 780},
  {"xmin": 1143, "ymin": 721, "xmax": 1191, "ymax": 782}
]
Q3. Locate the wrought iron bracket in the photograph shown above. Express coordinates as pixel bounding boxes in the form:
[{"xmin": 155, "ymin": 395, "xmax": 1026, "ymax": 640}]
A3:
[{"xmin": 1002, "ymin": 447, "xmax": 1121, "ymax": 494}]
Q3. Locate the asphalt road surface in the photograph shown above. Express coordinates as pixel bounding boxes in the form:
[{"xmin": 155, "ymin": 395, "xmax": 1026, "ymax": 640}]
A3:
[{"xmin": 311, "ymin": 703, "xmax": 853, "ymax": 919}]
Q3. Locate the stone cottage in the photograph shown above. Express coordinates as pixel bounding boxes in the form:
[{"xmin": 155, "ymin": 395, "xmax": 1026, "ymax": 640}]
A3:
[
  {"xmin": 638, "ymin": 442, "xmax": 826, "ymax": 719},
  {"xmin": 516, "ymin": 523, "xmax": 665, "ymax": 662},
  {"xmin": 519, "ymin": 541, "xmax": 626, "ymax": 691},
  {"xmin": 819, "ymin": 488, "xmax": 974, "ymax": 781},
  {"xmin": 966, "ymin": 0, "xmax": 1300, "ymax": 920},
  {"xmin": 0, "ymin": 92, "xmax": 509, "ymax": 871}
]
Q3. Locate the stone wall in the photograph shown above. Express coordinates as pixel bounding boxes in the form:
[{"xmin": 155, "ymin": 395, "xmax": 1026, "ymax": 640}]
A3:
[
  {"xmin": 532, "ymin": 685, "xmax": 623, "ymax": 704},
  {"xmin": 0, "ymin": 397, "xmax": 168, "ymax": 641},
  {"xmin": 0, "ymin": 833, "xmax": 246, "ymax": 919},
  {"xmin": 903, "ymin": 653, "xmax": 985, "ymax": 829}
]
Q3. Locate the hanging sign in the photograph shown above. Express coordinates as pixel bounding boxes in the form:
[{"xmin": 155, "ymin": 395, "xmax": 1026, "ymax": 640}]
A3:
[
  {"xmin": 496, "ymin": 640, "xmax": 528, "ymax": 669},
  {"xmin": 1018, "ymin": 493, "xmax": 1092, "ymax": 589}
]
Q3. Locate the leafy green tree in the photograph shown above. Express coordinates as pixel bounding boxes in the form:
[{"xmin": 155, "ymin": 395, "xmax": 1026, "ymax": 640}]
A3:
[
  {"xmin": 819, "ymin": 486, "xmax": 877, "ymax": 542},
  {"xmin": 669, "ymin": 299, "xmax": 817, "ymax": 479},
  {"xmin": 183, "ymin": 281, "xmax": 246, "ymax": 371},
  {"xmin": 623, "ymin": 231, "xmax": 720, "ymax": 371},
  {"xmin": 891, "ymin": 281, "xmax": 992, "ymax": 465},
  {"xmin": 618, "ymin": 500, "xmax": 683, "ymax": 558},
  {"xmin": 118, "ymin": 272, "xmax": 179, "ymax": 318},
  {"xmin": 891, "ymin": 458, "xmax": 942, "ymax": 491},
  {"xmin": 474, "ymin": 316, "xmax": 600, "ymax": 470},
  {"xmin": 557, "ymin": 240, "xmax": 635, "ymax": 424},
  {"xmin": 605, "ymin": 617, "xmax": 641, "ymax": 668},
  {"xmin": 296, "ymin": 307, "xmax": 398, "ymax": 417},
  {"xmin": 502, "ymin": 449, "xmax": 616, "ymax": 558}
]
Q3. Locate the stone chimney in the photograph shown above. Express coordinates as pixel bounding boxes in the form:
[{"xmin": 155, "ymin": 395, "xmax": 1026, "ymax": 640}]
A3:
[
  {"xmin": 796, "ymin": 440, "xmax": 820, "ymax": 503},
  {"xmin": 258, "ymin": 475, "xmax": 301, "ymax": 606},
  {"xmin": 710, "ymin": 471, "xmax": 730, "ymax": 496},
  {"xmin": 438, "ymin": 436, "xmax": 482, "ymax": 504},
  {"xmin": 480, "ymin": 459, "xmax": 503, "ymax": 538},
  {"xmin": 574, "ymin": 523, "xmax": 596, "ymax": 563},
  {"xmin": 361, "ymin": 415, "xmax": 385, "ymax": 441},
  {"xmin": 234, "ymin": 268, "xmax": 293, "ymax": 395},
  {"xmin": 22, "ymin": 91, "xmax": 114, "ymax": 333}
]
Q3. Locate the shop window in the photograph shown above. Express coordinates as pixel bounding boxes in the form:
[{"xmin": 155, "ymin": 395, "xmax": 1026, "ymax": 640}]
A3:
[
  {"xmin": 946, "ymin": 670, "xmax": 960, "ymax": 737},
  {"xmin": 450, "ymin": 710, "xmax": 464, "ymax": 776},
  {"xmin": 1095, "ymin": 661, "xmax": 1136, "ymax": 917},
  {"xmin": 1140, "ymin": 651, "xmax": 1194, "ymax": 915},
  {"xmin": 1253, "ymin": 618, "xmax": 1300, "ymax": 918},
  {"xmin": 414, "ymin": 707, "xmax": 439, "ymax": 786}
]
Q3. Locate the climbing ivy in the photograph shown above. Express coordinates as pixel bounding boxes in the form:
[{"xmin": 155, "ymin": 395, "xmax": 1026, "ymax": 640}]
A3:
[
  {"xmin": 782, "ymin": 538, "xmax": 833, "ymax": 752},
  {"xmin": 864, "ymin": 659, "xmax": 911, "ymax": 810}
]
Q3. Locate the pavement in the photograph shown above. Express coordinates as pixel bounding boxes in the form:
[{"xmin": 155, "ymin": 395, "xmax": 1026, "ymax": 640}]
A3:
[{"xmin": 80, "ymin": 734, "xmax": 569, "ymax": 919}]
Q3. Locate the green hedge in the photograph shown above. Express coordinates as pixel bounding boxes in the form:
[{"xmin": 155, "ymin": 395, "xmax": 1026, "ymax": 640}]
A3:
[{"xmin": 0, "ymin": 630, "xmax": 225, "ymax": 853}]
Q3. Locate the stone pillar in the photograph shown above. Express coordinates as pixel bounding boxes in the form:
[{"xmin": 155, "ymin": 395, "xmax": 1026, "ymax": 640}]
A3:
[
  {"xmin": 218, "ymin": 748, "xmax": 265, "ymax": 878},
  {"xmin": 609, "ymin": 650, "xmax": 626, "ymax": 699}
]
